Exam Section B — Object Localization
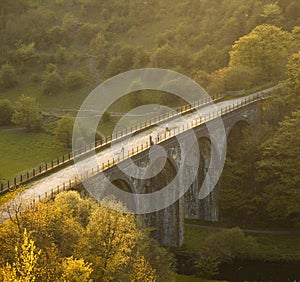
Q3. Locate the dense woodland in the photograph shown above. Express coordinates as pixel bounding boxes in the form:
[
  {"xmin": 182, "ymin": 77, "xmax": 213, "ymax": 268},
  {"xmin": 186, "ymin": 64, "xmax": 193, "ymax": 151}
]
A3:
[{"xmin": 0, "ymin": 0, "xmax": 300, "ymax": 280}]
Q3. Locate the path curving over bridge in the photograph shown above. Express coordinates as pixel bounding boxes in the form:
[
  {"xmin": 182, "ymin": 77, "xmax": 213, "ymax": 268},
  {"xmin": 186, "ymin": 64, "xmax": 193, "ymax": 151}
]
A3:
[{"xmin": 1, "ymin": 87, "xmax": 275, "ymax": 247}]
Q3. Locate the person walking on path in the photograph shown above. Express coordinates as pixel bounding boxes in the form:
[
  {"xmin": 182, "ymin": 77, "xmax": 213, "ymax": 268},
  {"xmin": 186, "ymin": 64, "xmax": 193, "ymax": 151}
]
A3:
[
  {"xmin": 156, "ymin": 133, "xmax": 160, "ymax": 143},
  {"xmin": 149, "ymin": 135, "xmax": 154, "ymax": 146}
]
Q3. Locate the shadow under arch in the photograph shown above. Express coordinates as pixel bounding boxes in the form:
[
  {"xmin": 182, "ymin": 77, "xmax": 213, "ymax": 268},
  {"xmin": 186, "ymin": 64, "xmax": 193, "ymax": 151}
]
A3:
[
  {"xmin": 146, "ymin": 155, "xmax": 178, "ymax": 192},
  {"xmin": 227, "ymin": 120, "xmax": 250, "ymax": 158},
  {"xmin": 185, "ymin": 136, "xmax": 219, "ymax": 221},
  {"xmin": 138, "ymin": 154, "xmax": 182, "ymax": 247},
  {"xmin": 102, "ymin": 175, "xmax": 136, "ymax": 212}
]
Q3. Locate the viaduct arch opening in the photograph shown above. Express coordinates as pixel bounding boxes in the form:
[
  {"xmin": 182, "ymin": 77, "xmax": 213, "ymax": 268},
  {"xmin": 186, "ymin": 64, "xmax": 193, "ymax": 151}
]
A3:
[{"xmin": 227, "ymin": 120, "xmax": 250, "ymax": 159}]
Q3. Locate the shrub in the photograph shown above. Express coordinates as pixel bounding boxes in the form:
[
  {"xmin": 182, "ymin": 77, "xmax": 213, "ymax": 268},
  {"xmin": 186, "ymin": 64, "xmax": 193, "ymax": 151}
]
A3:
[
  {"xmin": 55, "ymin": 46, "xmax": 68, "ymax": 64},
  {"xmin": 31, "ymin": 73, "xmax": 39, "ymax": 83},
  {"xmin": 195, "ymin": 228, "xmax": 259, "ymax": 279},
  {"xmin": 65, "ymin": 71, "xmax": 85, "ymax": 91},
  {"xmin": 42, "ymin": 71, "xmax": 64, "ymax": 95},
  {"xmin": 0, "ymin": 99, "xmax": 14, "ymax": 125},
  {"xmin": 54, "ymin": 114, "xmax": 74, "ymax": 148},
  {"xmin": 0, "ymin": 64, "xmax": 18, "ymax": 88},
  {"xmin": 11, "ymin": 95, "xmax": 42, "ymax": 131}
]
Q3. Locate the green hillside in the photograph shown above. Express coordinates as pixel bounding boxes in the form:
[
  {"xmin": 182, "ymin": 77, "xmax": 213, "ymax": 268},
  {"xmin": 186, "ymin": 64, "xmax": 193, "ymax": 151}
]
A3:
[{"xmin": 0, "ymin": 0, "xmax": 300, "ymax": 181}]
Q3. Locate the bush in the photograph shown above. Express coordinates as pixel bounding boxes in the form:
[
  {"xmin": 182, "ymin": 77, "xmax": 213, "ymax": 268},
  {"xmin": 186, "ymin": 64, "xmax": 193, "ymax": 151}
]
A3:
[
  {"xmin": 54, "ymin": 114, "xmax": 74, "ymax": 148},
  {"xmin": 195, "ymin": 255, "xmax": 220, "ymax": 279},
  {"xmin": 195, "ymin": 228, "xmax": 259, "ymax": 279},
  {"xmin": 0, "ymin": 99, "xmax": 14, "ymax": 125},
  {"xmin": 55, "ymin": 46, "xmax": 68, "ymax": 64},
  {"xmin": 202, "ymin": 228, "xmax": 259, "ymax": 263},
  {"xmin": 31, "ymin": 73, "xmax": 39, "ymax": 83},
  {"xmin": 11, "ymin": 95, "xmax": 42, "ymax": 131},
  {"xmin": 0, "ymin": 64, "xmax": 18, "ymax": 88},
  {"xmin": 42, "ymin": 71, "xmax": 64, "ymax": 95},
  {"xmin": 65, "ymin": 71, "xmax": 85, "ymax": 91}
]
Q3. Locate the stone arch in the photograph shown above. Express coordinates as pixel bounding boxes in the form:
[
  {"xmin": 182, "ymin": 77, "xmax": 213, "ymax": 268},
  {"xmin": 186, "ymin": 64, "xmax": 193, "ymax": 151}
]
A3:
[
  {"xmin": 102, "ymin": 175, "xmax": 136, "ymax": 212},
  {"xmin": 135, "ymin": 155, "xmax": 182, "ymax": 247},
  {"xmin": 227, "ymin": 119, "xmax": 250, "ymax": 158},
  {"xmin": 185, "ymin": 136, "xmax": 218, "ymax": 221},
  {"xmin": 198, "ymin": 137, "xmax": 212, "ymax": 177},
  {"xmin": 137, "ymin": 154, "xmax": 178, "ymax": 193},
  {"xmin": 110, "ymin": 177, "xmax": 134, "ymax": 193}
]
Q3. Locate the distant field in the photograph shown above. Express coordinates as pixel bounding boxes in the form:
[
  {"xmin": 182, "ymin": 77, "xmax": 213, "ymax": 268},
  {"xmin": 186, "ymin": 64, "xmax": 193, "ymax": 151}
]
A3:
[
  {"xmin": 0, "ymin": 127, "xmax": 69, "ymax": 181},
  {"xmin": 0, "ymin": 72, "xmax": 95, "ymax": 111}
]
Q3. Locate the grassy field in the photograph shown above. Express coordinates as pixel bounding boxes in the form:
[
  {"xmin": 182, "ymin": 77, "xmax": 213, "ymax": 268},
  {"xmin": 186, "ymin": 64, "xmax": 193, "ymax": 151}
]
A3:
[
  {"xmin": 0, "ymin": 127, "xmax": 69, "ymax": 181},
  {"xmin": 180, "ymin": 224, "xmax": 300, "ymax": 262}
]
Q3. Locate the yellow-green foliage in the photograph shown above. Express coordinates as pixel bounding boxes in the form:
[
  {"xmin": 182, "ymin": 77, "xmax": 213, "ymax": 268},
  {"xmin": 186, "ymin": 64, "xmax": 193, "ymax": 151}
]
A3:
[{"xmin": 0, "ymin": 191, "xmax": 175, "ymax": 281}]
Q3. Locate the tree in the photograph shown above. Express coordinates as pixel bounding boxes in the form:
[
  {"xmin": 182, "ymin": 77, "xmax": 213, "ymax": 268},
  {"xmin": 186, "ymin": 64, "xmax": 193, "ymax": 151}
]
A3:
[
  {"xmin": 76, "ymin": 201, "xmax": 143, "ymax": 281},
  {"xmin": 0, "ymin": 191, "xmax": 175, "ymax": 281},
  {"xmin": 195, "ymin": 228, "xmax": 259, "ymax": 279},
  {"xmin": 12, "ymin": 95, "xmax": 42, "ymax": 131},
  {"xmin": 258, "ymin": 110, "xmax": 300, "ymax": 226},
  {"xmin": 286, "ymin": 51, "xmax": 300, "ymax": 98},
  {"xmin": 0, "ymin": 64, "xmax": 18, "ymax": 88},
  {"xmin": 0, "ymin": 99, "xmax": 14, "ymax": 125},
  {"xmin": 55, "ymin": 46, "xmax": 68, "ymax": 64},
  {"xmin": 54, "ymin": 115, "xmax": 74, "ymax": 148},
  {"xmin": 46, "ymin": 25, "xmax": 63, "ymax": 45},
  {"xmin": 129, "ymin": 254, "xmax": 156, "ymax": 282},
  {"xmin": 260, "ymin": 3, "xmax": 283, "ymax": 26},
  {"xmin": 218, "ymin": 124, "xmax": 273, "ymax": 223},
  {"xmin": 78, "ymin": 22, "xmax": 98, "ymax": 43},
  {"xmin": 1, "ymin": 229, "xmax": 41, "ymax": 282},
  {"xmin": 89, "ymin": 32, "xmax": 109, "ymax": 64},
  {"xmin": 229, "ymin": 24, "xmax": 293, "ymax": 81},
  {"xmin": 60, "ymin": 256, "xmax": 92, "ymax": 282},
  {"xmin": 15, "ymin": 42, "xmax": 36, "ymax": 63},
  {"xmin": 223, "ymin": 65, "xmax": 259, "ymax": 91},
  {"xmin": 65, "ymin": 71, "xmax": 85, "ymax": 91},
  {"xmin": 42, "ymin": 70, "xmax": 64, "ymax": 95},
  {"xmin": 150, "ymin": 44, "xmax": 178, "ymax": 69}
]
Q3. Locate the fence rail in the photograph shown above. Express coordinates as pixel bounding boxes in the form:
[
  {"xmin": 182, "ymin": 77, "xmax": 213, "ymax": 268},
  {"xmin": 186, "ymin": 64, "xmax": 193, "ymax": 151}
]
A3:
[
  {"xmin": 10, "ymin": 93, "xmax": 263, "ymax": 207},
  {"xmin": 0, "ymin": 93, "xmax": 260, "ymax": 195}
]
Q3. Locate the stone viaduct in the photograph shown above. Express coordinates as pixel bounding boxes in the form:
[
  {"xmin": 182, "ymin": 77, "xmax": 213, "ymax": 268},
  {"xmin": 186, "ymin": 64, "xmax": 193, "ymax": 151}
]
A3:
[{"xmin": 77, "ymin": 100, "xmax": 261, "ymax": 248}]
